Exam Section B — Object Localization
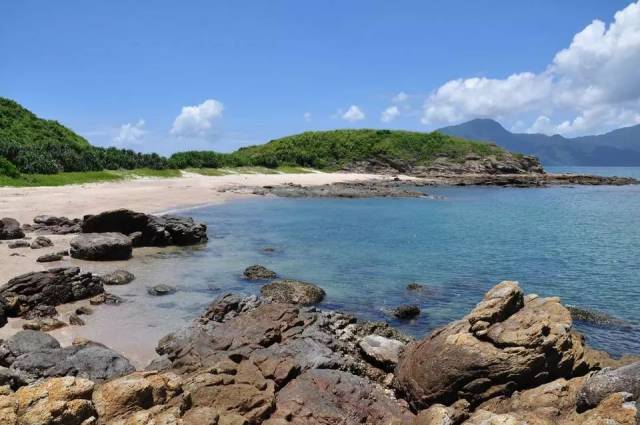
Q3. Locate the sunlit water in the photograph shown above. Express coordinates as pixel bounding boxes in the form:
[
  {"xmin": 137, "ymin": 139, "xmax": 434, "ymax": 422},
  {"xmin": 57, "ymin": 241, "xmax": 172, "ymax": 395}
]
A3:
[{"xmin": 13, "ymin": 167, "xmax": 638, "ymax": 366}]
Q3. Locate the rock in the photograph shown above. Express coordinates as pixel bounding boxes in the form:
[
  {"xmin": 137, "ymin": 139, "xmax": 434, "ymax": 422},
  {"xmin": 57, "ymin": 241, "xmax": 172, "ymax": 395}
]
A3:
[
  {"xmin": 406, "ymin": 282, "xmax": 425, "ymax": 291},
  {"xmin": 69, "ymin": 313, "xmax": 85, "ymax": 326},
  {"xmin": 394, "ymin": 281, "xmax": 592, "ymax": 409},
  {"xmin": 0, "ymin": 218, "xmax": 25, "ymax": 240},
  {"xmin": 0, "ymin": 331, "xmax": 60, "ymax": 367},
  {"xmin": 101, "ymin": 269, "xmax": 135, "ymax": 285},
  {"xmin": 92, "ymin": 371, "xmax": 182, "ymax": 422},
  {"xmin": 577, "ymin": 361, "xmax": 640, "ymax": 412},
  {"xmin": 393, "ymin": 304, "xmax": 420, "ymax": 320},
  {"xmin": 36, "ymin": 253, "xmax": 63, "ymax": 263},
  {"xmin": 81, "ymin": 209, "xmax": 207, "ymax": 247},
  {"xmin": 70, "ymin": 232, "xmax": 132, "ymax": 261},
  {"xmin": 75, "ymin": 306, "xmax": 93, "ymax": 315},
  {"xmin": 148, "ymin": 284, "xmax": 176, "ymax": 296},
  {"xmin": 25, "ymin": 215, "xmax": 82, "ymax": 235},
  {"xmin": 10, "ymin": 341, "xmax": 135, "ymax": 383},
  {"xmin": 22, "ymin": 318, "xmax": 67, "ymax": 332},
  {"xmin": 23, "ymin": 305, "xmax": 57, "ymax": 320},
  {"xmin": 567, "ymin": 305, "xmax": 628, "ymax": 328},
  {"xmin": 89, "ymin": 292, "xmax": 123, "ymax": 305},
  {"xmin": 253, "ymin": 181, "xmax": 427, "ymax": 198},
  {"xmin": 0, "ymin": 267, "xmax": 103, "ymax": 319},
  {"xmin": 260, "ymin": 279, "xmax": 325, "ymax": 305},
  {"xmin": 29, "ymin": 236, "xmax": 53, "ymax": 249},
  {"xmin": 413, "ymin": 400, "xmax": 470, "ymax": 425},
  {"xmin": 7, "ymin": 240, "xmax": 29, "ymax": 249},
  {"xmin": 265, "ymin": 369, "xmax": 415, "ymax": 424},
  {"xmin": 243, "ymin": 264, "xmax": 277, "ymax": 280},
  {"xmin": 358, "ymin": 335, "xmax": 404, "ymax": 367},
  {"xmin": 13, "ymin": 376, "xmax": 96, "ymax": 425}
]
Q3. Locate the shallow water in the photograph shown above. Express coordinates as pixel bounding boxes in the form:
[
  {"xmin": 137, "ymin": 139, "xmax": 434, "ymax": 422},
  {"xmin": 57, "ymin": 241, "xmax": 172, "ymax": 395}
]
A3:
[{"xmin": 14, "ymin": 166, "xmax": 638, "ymax": 365}]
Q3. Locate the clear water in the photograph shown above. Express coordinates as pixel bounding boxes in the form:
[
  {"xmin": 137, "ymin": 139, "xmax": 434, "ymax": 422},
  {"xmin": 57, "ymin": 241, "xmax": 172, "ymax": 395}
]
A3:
[{"xmin": 28, "ymin": 167, "xmax": 639, "ymax": 365}]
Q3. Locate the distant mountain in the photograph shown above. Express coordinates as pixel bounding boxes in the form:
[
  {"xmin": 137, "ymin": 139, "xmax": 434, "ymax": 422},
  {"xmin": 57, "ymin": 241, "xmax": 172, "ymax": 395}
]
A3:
[{"xmin": 439, "ymin": 118, "xmax": 640, "ymax": 166}]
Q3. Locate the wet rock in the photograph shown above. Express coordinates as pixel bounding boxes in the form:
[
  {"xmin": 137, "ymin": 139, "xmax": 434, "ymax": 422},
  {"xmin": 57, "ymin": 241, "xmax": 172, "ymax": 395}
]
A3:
[
  {"xmin": 81, "ymin": 209, "xmax": 207, "ymax": 247},
  {"xmin": 29, "ymin": 236, "xmax": 53, "ymax": 249},
  {"xmin": 393, "ymin": 304, "xmax": 420, "ymax": 320},
  {"xmin": 7, "ymin": 240, "xmax": 29, "ymax": 249},
  {"xmin": 89, "ymin": 292, "xmax": 123, "ymax": 305},
  {"xmin": 36, "ymin": 253, "xmax": 63, "ymax": 263},
  {"xmin": 243, "ymin": 264, "xmax": 277, "ymax": 280},
  {"xmin": 567, "ymin": 305, "xmax": 628, "ymax": 328},
  {"xmin": 0, "ymin": 218, "xmax": 25, "ymax": 240},
  {"xmin": 0, "ymin": 331, "xmax": 60, "ymax": 367},
  {"xmin": 358, "ymin": 335, "xmax": 404, "ymax": 367},
  {"xmin": 0, "ymin": 267, "xmax": 103, "ymax": 319},
  {"xmin": 265, "ymin": 369, "xmax": 415, "ymax": 424},
  {"xmin": 22, "ymin": 318, "xmax": 67, "ymax": 332},
  {"xmin": 577, "ymin": 361, "xmax": 640, "ymax": 412},
  {"xmin": 101, "ymin": 269, "xmax": 135, "ymax": 285},
  {"xmin": 70, "ymin": 232, "xmax": 132, "ymax": 261},
  {"xmin": 69, "ymin": 313, "xmax": 85, "ymax": 326},
  {"xmin": 394, "ymin": 281, "xmax": 592, "ymax": 409},
  {"xmin": 148, "ymin": 284, "xmax": 176, "ymax": 296},
  {"xmin": 260, "ymin": 279, "xmax": 325, "ymax": 305},
  {"xmin": 406, "ymin": 282, "xmax": 425, "ymax": 291}
]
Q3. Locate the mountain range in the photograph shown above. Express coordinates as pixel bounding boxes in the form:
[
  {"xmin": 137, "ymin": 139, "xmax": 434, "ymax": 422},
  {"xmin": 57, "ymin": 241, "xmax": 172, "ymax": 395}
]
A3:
[{"xmin": 439, "ymin": 119, "xmax": 640, "ymax": 166}]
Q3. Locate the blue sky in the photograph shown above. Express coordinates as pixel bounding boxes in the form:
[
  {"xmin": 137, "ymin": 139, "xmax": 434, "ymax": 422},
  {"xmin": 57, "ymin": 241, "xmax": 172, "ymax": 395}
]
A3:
[{"xmin": 1, "ymin": 0, "xmax": 638, "ymax": 154}]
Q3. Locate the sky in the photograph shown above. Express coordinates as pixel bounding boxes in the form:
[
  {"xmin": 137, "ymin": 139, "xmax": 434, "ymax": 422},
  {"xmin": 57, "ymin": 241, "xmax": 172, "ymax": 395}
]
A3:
[{"xmin": 1, "ymin": 0, "xmax": 639, "ymax": 154}]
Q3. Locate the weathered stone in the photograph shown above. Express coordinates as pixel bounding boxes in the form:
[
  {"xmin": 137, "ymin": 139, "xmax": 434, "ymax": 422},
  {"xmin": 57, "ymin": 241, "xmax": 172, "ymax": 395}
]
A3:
[
  {"xmin": 0, "ymin": 331, "xmax": 60, "ymax": 367},
  {"xmin": 101, "ymin": 269, "xmax": 135, "ymax": 285},
  {"xmin": 70, "ymin": 232, "xmax": 132, "ymax": 260},
  {"xmin": 89, "ymin": 292, "xmax": 123, "ymax": 305},
  {"xmin": 0, "ymin": 218, "xmax": 24, "ymax": 240},
  {"xmin": 358, "ymin": 335, "xmax": 404, "ymax": 367},
  {"xmin": 7, "ymin": 240, "xmax": 29, "ymax": 249},
  {"xmin": 22, "ymin": 318, "xmax": 67, "ymax": 332},
  {"xmin": 260, "ymin": 279, "xmax": 325, "ymax": 305},
  {"xmin": 25, "ymin": 215, "xmax": 82, "ymax": 235},
  {"xmin": 243, "ymin": 265, "xmax": 277, "ymax": 280},
  {"xmin": 36, "ymin": 253, "xmax": 63, "ymax": 263},
  {"xmin": 29, "ymin": 236, "xmax": 53, "ymax": 249},
  {"xmin": 69, "ymin": 313, "xmax": 85, "ymax": 326},
  {"xmin": 577, "ymin": 361, "xmax": 640, "ymax": 412},
  {"xmin": 148, "ymin": 284, "xmax": 176, "ymax": 296}
]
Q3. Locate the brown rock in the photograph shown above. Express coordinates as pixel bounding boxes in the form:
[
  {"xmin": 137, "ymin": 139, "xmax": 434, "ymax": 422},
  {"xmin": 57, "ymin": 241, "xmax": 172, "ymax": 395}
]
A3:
[{"xmin": 260, "ymin": 279, "xmax": 325, "ymax": 305}]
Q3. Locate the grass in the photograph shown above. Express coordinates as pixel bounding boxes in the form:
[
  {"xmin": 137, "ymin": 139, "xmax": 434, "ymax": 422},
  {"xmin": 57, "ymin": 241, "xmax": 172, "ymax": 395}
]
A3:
[{"xmin": 0, "ymin": 166, "xmax": 316, "ymax": 187}]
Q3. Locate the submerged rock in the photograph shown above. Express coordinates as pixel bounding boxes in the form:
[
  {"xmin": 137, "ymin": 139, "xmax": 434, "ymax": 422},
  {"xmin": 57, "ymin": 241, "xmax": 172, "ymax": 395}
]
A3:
[
  {"xmin": 70, "ymin": 232, "xmax": 132, "ymax": 261},
  {"xmin": 81, "ymin": 208, "xmax": 208, "ymax": 247},
  {"xmin": 567, "ymin": 305, "xmax": 628, "ymax": 328},
  {"xmin": 101, "ymin": 269, "xmax": 135, "ymax": 285},
  {"xmin": 243, "ymin": 264, "xmax": 277, "ymax": 280},
  {"xmin": 260, "ymin": 279, "xmax": 325, "ymax": 305},
  {"xmin": 393, "ymin": 304, "xmax": 421, "ymax": 320},
  {"xmin": 148, "ymin": 284, "xmax": 176, "ymax": 296},
  {"xmin": 0, "ymin": 218, "xmax": 25, "ymax": 240}
]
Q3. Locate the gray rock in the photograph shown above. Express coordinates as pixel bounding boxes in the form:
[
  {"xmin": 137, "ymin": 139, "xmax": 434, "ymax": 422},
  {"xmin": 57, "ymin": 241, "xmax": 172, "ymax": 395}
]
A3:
[
  {"xmin": 30, "ymin": 235, "xmax": 53, "ymax": 249},
  {"xmin": 70, "ymin": 232, "xmax": 132, "ymax": 260},
  {"xmin": 358, "ymin": 335, "xmax": 404, "ymax": 367},
  {"xmin": 577, "ymin": 361, "xmax": 640, "ymax": 412},
  {"xmin": 260, "ymin": 279, "xmax": 325, "ymax": 305},
  {"xmin": 75, "ymin": 306, "xmax": 93, "ymax": 315},
  {"xmin": 25, "ymin": 215, "xmax": 82, "ymax": 235},
  {"xmin": 69, "ymin": 313, "xmax": 85, "ymax": 326},
  {"xmin": 102, "ymin": 269, "xmax": 136, "ymax": 285},
  {"xmin": 243, "ymin": 264, "xmax": 277, "ymax": 280},
  {"xmin": 7, "ymin": 240, "xmax": 29, "ymax": 249},
  {"xmin": 148, "ymin": 284, "xmax": 176, "ymax": 296},
  {"xmin": 392, "ymin": 304, "xmax": 420, "ymax": 320},
  {"xmin": 0, "ymin": 217, "xmax": 25, "ymax": 240},
  {"xmin": 0, "ymin": 330, "xmax": 61, "ymax": 366},
  {"xmin": 36, "ymin": 252, "xmax": 63, "ymax": 263},
  {"xmin": 89, "ymin": 292, "xmax": 123, "ymax": 305}
]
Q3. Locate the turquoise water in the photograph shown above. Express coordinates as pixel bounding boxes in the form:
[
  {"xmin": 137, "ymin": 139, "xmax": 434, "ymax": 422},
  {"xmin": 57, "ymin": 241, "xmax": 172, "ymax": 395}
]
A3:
[{"xmin": 92, "ymin": 167, "xmax": 639, "ymax": 361}]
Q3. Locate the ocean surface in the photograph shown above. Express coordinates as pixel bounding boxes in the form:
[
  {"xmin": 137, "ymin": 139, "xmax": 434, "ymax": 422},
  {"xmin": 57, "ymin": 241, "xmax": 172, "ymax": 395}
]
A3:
[{"xmin": 60, "ymin": 167, "xmax": 640, "ymax": 363}]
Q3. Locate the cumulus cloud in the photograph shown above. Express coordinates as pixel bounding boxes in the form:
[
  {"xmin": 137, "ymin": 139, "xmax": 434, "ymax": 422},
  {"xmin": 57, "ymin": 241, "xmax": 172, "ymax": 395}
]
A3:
[
  {"xmin": 304, "ymin": 112, "xmax": 312, "ymax": 122},
  {"xmin": 422, "ymin": 0, "xmax": 640, "ymax": 136},
  {"xmin": 392, "ymin": 91, "xmax": 409, "ymax": 103},
  {"xmin": 381, "ymin": 106, "xmax": 400, "ymax": 123},
  {"xmin": 114, "ymin": 119, "xmax": 146, "ymax": 144},
  {"xmin": 171, "ymin": 99, "xmax": 224, "ymax": 137},
  {"xmin": 341, "ymin": 105, "xmax": 365, "ymax": 122}
]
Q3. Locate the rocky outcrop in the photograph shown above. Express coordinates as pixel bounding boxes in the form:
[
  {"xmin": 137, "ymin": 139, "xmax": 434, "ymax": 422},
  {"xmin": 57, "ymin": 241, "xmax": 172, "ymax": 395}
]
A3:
[
  {"xmin": 0, "ymin": 218, "xmax": 25, "ymax": 240},
  {"xmin": 394, "ymin": 281, "xmax": 592, "ymax": 409},
  {"xmin": 244, "ymin": 264, "xmax": 277, "ymax": 280},
  {"xmin": 81, "ymin": 208, "xmax": 208, "ymax": 247},
  {"xmin": 0, "ymin": 267, "xmax": 103, "ymax": 321},
  {"xmin": 252, "ymin": 181, "xmax": 427, "ymax": 198},
  {"xmin": 70, "ymin": 232, "xmax": 132, "ymax": 260},
  {"xmin": 260, "ymin": 279, "xmax": 326, "ymax": 305},
  {"xmin": 22, "ymin": 215, "xmax": 82, "ymax": 235}
]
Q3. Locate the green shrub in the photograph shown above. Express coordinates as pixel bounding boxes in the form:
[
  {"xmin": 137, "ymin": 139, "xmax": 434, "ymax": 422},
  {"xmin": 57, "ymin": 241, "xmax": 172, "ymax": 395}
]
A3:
[{"xmin": 0, "ymin": 156, "xmax": 19, "ymax": 178}]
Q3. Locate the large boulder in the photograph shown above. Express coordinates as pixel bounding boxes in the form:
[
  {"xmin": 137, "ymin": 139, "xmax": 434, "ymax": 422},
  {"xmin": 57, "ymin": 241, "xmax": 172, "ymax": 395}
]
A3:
[
  {"xmin": 70, "ymin": 232, "xmax": 132, "ymax": 260},
  {"xmin": 264, "ymin": 369, "xmax": 414, "ymax": 424},
  {"xmin": 0, "ymin": 331, "xmax": 60, "ymax": 366},
  {"xmin": 394, "ymin": 281, "xmax": 591, "ymax": 409},
  {"xmin": 260, "ymin": 279, "xmax": 325, "ymax": 305},
  {"xmin": 577, "ymin": 361, "xmax": 640, "ymax": 412},
  {"xmin": 0, "ymin": 267, "xmax": 104, "ymax": 319},
  {"xmin": 0, "ymin": 218, "xmax": 24, "ymax": 240},
  {"xmin": 81, "ymin": 209, "xmax": 207, "ymax": 247}
]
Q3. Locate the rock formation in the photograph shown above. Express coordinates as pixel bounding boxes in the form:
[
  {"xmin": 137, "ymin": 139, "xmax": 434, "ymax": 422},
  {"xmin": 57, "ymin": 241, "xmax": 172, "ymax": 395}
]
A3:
[{"xmin": 70, "ymin": 232, "xmax": 133, "ymax": 260}]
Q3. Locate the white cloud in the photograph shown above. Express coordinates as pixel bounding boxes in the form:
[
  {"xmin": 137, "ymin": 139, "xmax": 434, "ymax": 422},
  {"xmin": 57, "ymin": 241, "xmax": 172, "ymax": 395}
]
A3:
[
  {"xmin": 421, "ymin": 0, "xmax": 640, "ymax": 136},
  {"xmin": 381, "ymin": 106, "xmax": 400, "ymax": 123},
  {"xmin": 171, "ymin": 99, "xmax": 224, "ymax": 137},
  {"xmin": 304, "ymin": 112, "xmax": 312, "ymax": 122},
  {"xmin": 341, "ymin": 105, "xmax": 365, "ymax": 122},
  {"xmin": 392, "ymin": 91, "xmax": 409, "ymax": 103},
  {"xmin": 114, "ymin": 119, "xmax": 146, "ymax": 144}
]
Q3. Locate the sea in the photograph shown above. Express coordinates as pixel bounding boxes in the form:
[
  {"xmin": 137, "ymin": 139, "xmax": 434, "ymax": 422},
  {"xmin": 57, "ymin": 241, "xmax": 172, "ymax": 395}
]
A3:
[{"xmin": 53, "ymin": 167, "xmax": 640, "ymax": 365}]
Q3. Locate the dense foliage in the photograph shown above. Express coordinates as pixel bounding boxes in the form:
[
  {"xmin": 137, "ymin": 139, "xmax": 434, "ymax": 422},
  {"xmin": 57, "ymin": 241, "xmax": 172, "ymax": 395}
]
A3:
[
  {"xmin": 0, "ymin": 156, "xmax": 19, "ymax": 178},
  {"xmin": 0, "ymin": 97, "xmax": 169, "ymax": 174}
]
